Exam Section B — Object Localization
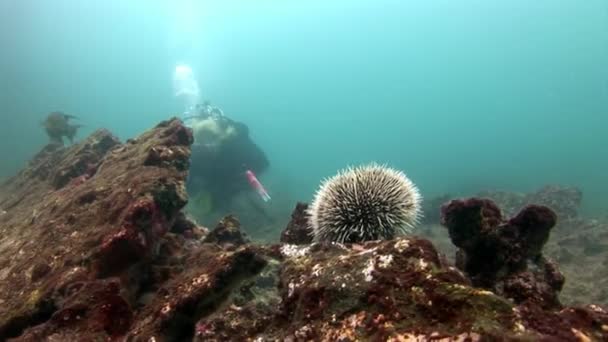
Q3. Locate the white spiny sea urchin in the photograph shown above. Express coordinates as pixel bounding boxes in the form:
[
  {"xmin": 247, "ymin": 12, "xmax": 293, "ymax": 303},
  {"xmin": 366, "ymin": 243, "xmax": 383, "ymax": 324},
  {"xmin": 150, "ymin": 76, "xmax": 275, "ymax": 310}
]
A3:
[{"xmin": 308, "ymin": 163, "xmax": 422, "ymax": 243}]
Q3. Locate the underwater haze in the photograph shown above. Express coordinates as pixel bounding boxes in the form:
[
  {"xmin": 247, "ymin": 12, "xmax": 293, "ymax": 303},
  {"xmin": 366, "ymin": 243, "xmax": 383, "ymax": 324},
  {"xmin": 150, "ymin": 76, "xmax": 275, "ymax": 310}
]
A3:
[{"xmin": 1, "ymin": 0, "xmax": 607, "ymax": 215}]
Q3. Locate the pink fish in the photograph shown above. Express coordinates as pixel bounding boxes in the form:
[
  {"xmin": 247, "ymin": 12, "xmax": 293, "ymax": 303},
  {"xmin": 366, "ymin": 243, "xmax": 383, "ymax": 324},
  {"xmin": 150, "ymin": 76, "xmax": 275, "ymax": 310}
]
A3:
[{"xmin": 245, "ymin": 169, "xmax": 271, "ymax": 202}]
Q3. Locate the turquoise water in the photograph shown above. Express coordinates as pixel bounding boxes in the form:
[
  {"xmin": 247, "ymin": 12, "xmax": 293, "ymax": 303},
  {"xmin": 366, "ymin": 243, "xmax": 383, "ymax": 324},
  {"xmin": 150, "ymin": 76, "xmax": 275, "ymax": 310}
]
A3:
[{"xmin": 1, "ymin": 0, "xmax": 607, "ymax": 216}]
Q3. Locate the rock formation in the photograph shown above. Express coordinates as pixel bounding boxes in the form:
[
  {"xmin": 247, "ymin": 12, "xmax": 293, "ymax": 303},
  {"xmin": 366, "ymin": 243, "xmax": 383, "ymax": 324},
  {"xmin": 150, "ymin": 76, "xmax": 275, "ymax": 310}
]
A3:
[{"xmin": 0, "ymin": 119, "xmax": 606, "ymax": 341}]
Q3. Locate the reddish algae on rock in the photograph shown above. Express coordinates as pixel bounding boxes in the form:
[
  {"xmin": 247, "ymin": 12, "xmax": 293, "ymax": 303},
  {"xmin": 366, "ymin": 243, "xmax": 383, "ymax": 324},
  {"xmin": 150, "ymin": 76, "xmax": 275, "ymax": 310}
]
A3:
[{"xmin": 0, "ymin": 119, "xmax": 607, "ymax": 341}]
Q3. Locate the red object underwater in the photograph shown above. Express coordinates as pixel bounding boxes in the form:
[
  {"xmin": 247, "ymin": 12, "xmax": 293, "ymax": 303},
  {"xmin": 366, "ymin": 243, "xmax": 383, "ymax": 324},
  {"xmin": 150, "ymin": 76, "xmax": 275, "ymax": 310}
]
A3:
[{"xmin": 245, "ymin": 169, "xmax": 271, "ymax": 202}]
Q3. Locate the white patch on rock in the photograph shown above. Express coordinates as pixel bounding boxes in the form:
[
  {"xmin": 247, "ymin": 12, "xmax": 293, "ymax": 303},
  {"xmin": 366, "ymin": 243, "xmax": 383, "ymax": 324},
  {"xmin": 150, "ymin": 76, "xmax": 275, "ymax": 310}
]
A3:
[
  {"xmin": 362, "ymin": 258, "xmax": 375, "ymax": 282},
  {"xmin": 294, "ymin": 325, "xmax": 313, "ymax": 339},
  {"xmin": 160, "ymin": 304, "xmax": 172, "ymax": 315},
  {"xmin": 281, "ymin": 244, "xmax": 310, "ymax": 258},
  {"xmin": 377, "ymin": 254, "xmax": 393, "ymax": 268},
  {"xmin": 589, "ymin": 304, "xmax": 605, "ymax": 313},
  {"xmin": 192, "ymin": 274, "xmax": 209, "ymax": 286},
  {"xmin": 288, "ymin": 282, "xmax": 296, "ymax": 297},
  {"xmin": 475, "ymin": 289, "xmax": 494, "ymax": 296},
  {"xmin": 355, "ymin": 246, "xmax": 378, "ymax": 256},
  {"xmin": 394, "ymin": 239, "xmax": 411, "ymax": 252},
  {"xmin": 0, "ymin": 267, "xmax": 9, "ymax": 281},
  {"xmin": 312, "ymin": 264, "xmax": 323, "ymax": 277}
]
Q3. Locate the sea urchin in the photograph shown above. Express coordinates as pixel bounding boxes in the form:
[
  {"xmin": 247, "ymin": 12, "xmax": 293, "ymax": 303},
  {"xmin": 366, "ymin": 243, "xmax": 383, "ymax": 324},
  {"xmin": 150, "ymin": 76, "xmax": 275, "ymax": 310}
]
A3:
[{"xmin": 308, "ymin": 163, "xmax": 422, "ymax": 243}]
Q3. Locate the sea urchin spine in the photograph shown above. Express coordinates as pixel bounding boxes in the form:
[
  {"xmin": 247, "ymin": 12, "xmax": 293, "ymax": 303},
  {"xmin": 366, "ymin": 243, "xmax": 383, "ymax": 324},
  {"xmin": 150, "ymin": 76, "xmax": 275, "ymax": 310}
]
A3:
[{"xmin": 308, "ymin": 163, "xmax": 422, "ymax": 243}]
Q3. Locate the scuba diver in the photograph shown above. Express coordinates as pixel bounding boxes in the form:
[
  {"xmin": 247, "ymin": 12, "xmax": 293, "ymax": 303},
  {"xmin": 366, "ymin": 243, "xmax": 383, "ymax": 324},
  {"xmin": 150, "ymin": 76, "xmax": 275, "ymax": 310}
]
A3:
[
  {"xmin": 183, "ymin": 100, "xmax": 224, "ymax": 122},
  {"xmin": 42, "ymin": 111, "xmax": 82, "ymax": 145}
]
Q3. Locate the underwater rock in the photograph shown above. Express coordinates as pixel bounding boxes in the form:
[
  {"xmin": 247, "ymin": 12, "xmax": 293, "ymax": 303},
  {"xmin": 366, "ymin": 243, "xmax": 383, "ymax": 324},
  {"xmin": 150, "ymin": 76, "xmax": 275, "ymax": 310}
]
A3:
[
  {"xmin": 202, "ymin": 215, "xmax": 250, "ymax": 246},
  {"xmin": 474, "ymin": 190, "xmax": 526, "ymax": 218},
  {"xmin": 423, "ymin": 185, "xmax": 600, "ymax": 308},
  {"xmin": 0, "ymin": 130, "xmax": 120, "ymax": 209},
  {"xmin": 126, "ymin": 244, "xmax": 267, "ymax": 341},
  {"xmin": 170, "ymin": 211, "xmax": 208, "ymax": 239},
  {"xmin": 1, "ymin": 119, "xmax": 607, "ymax": 340},
  {"xmin": 421, "ymin": 187, "xmax": 608, "ymax": 308},
  {"xmin": 280, "ymin": 202, "xmax": 313, "ymax": 245},
  {"xmin": 15, "ymin": 278, "xmax": 133, "ymax": 340},
  {"xmin": 441, "ymin": 197, "xmax": 564, "ymax": 309},
  {"xmin": 52, "ymin": 130, "xmax": 121, "ymax": 189},
  {"xmin": 0, "ymin": 118, "xmax": 191, "ymax": 340},
  {"xmin": 193, "ymin": 238, "xmax": 606, "ymax": 341}
]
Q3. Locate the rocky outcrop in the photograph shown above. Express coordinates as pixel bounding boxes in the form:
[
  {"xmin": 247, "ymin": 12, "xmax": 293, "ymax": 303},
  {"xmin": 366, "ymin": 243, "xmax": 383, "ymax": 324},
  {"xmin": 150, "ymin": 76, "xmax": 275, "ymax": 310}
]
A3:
[
  {"xmin": 0, "ymin": 120, "xmax": 607, "ymax": 341},
  {"xmin": 202, "ymin": 215, "xmax": 250, "ymax": 246},
  {"xmin": 0, "ymin": 118, "xmax": 192, "ymax": 340},
  {"xmin": 419, "ymin": 186, "xmax": 608, "ymax": 307},
  {"xmin": 441, "ymin": 198, "xmax": 563, "ymax": 309},
  {"xmin": 280, "ymin": 202, "xmax": 313, "ymax": 245}
]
